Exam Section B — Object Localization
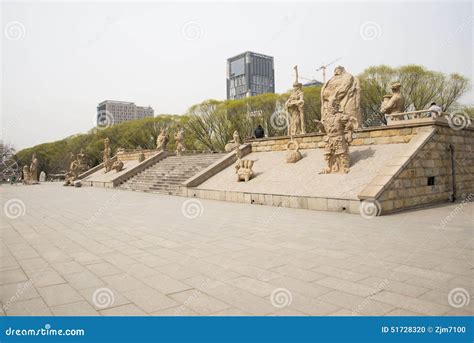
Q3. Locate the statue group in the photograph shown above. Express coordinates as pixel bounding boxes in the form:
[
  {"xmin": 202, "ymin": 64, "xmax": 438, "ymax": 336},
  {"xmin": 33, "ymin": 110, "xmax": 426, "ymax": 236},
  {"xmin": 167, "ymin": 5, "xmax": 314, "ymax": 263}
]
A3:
[
  {"xmin": 22, "ymin": 153, "xmax": 39, "ymax": 185},
  {"xmin": 284, "ymin": 65, "xmax": 362, "ymax": 173},
  {"xmin": 156, "ymin": 127, "xmax": 187, "ymax": 156}
]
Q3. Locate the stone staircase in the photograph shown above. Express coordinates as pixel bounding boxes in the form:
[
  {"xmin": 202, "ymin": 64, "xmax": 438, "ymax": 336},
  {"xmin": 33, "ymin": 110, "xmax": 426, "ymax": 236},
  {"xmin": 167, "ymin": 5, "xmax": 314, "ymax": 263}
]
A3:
[{"xmin": 118, "ymin": 153, "xmax": 225, "ymax": 195}]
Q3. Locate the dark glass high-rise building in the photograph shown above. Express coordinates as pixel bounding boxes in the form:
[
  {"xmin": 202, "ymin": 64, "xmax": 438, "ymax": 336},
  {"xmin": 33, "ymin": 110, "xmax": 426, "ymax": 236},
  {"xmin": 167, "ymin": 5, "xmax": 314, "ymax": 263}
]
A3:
[{"xmin": 226, "ymin": 51, "xmax": 275, "ymax": 100}]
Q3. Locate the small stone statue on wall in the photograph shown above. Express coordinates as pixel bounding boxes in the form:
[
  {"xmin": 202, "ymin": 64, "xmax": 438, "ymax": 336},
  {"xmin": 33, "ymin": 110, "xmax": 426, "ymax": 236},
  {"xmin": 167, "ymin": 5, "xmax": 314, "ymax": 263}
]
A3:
[
  {"xmin": 320, "ymin": 104, "xmax": 355, "ymax": 174},
  {"xmin": 174, "ymin": 127, "xmax": 186, "ymax": 156},
  {"xmin": 156, "ymin": 128, "xmax": 169, "ymax": 151},
  {"xmin": 285, "ymin": 65, "xmax": 305, "ymax": 136},
  {"xmin": 103, "ymin": 138, "xmax": 112, "ymax": 173},
  {"xmin": 380, "ymin": 82, "xmax": 405, "ymax": 119},
  {"xmin": 225, "ymin": 130, "xmax": 241, "ymax": 152}
]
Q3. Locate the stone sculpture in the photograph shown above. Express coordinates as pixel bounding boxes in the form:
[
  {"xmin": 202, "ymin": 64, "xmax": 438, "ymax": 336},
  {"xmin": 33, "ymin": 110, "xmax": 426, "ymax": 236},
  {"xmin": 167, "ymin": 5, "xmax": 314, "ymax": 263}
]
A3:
[
  {"xmin": 225, "ymin": 130, "xmax": 241, "ymax": 152},
  {"xmin": 76, "ymin": 149, "xmax": 88, "ymax": 174},
  {"xmin": 236, "ymin": 159, "xmax": 254, "ymax": 182},
  {"xmin": 103, "ymin": 138, "xmax": 112, "ymax": 173},
  {"xmin": 22, "ymin": 165, "xmax": 30, "ymax": 185},
  {"xmin": 138, "ymin": 147, "xmax": 145, "ymax": 163},
  {"xmin": 320, "ymin": 104, "xmax": 355, "ymax": 174},
  {"xmin": 285, "ymin": 65, "xmax": 305, "ymax": 136},
  {"xmin": 321, "ymin": 66, "xmax": 362, "ymax": 128},
  {"xmin": 64, "ymin": 153, "xmax": 79, "ymax": 186},
  {"xmin": 286, "ymin": 138, "xmax": 302, "ymax": 163},
  {"xmin": 112, "ymin": 160, "xmax": 124, "ymax": 172},
  {"xmin": 39, "ymin": 171, "xmax": 46, "ymax": 182},
  {"xmin": 380, "ymin": 82, "xmax": 405, "ymax": 119},
  {"xmin": 175, "ymin": 127, "xmax": 186, "ymax": 156},
  {"xmin": 156, "ymin": 128, "xmax": 169, "ymax": 151},
  {"xmin": 29, "ymin": 153, "xmax": 39, "ymax": 184}
]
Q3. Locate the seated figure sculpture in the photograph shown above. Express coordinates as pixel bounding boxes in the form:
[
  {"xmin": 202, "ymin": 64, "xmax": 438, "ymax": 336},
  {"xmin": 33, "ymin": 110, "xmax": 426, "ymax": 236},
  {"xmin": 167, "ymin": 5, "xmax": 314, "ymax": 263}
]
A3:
[
  {"xmin": 112, "ymin": 160, "xmax": 124, "ymax": 172},
  {"xmin": 380, "ymin": 82, "xmax": 405, "ymax": 120},
  {"xmin": 320, "ymin": 104, "xmax": 355, "ymax": 174}
]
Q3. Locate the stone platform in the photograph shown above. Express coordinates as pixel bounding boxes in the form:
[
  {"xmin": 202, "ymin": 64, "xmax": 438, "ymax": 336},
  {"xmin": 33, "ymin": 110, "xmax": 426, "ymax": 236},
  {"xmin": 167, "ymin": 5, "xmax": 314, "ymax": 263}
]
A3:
[
  {"xmin": 196, "ymin": 145, "xmax": 403, "ymax": 199},
  {"xmin": 183, "ymin": 121, "xmax": 473, "ymax": 215}
]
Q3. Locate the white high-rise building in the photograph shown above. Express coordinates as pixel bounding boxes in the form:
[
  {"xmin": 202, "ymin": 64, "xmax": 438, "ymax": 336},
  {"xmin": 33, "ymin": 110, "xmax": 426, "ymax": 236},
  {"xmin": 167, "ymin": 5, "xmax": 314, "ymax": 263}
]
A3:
[{"xmin": 97, "ymin": 100, "xmax": 154, "ymax": 126}]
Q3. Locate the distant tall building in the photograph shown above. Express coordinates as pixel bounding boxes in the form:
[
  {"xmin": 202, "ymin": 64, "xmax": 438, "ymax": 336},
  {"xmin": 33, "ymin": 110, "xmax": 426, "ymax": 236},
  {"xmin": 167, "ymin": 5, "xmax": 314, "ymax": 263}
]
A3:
[
  {"xmin": 226, "ymin": 51, "xmax": 275, "ymax": 100},
  {"xmin": 97, "ymin": 100, "xmax": 154, "ymax": 126}
]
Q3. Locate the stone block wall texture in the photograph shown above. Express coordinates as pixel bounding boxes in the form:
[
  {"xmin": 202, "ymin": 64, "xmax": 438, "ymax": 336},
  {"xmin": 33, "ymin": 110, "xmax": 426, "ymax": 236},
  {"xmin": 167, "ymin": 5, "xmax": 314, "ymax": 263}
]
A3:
[
  {"xmin": 116, "ymin": 149, "xmax": 156, "ymax": 161},
  {"xmin": 375, "ymin": 125, "xmax": 473, "ymax": 213},
  {"xmin": 249, "ymin": 126, "xmax": 418, "ymax": 152}
]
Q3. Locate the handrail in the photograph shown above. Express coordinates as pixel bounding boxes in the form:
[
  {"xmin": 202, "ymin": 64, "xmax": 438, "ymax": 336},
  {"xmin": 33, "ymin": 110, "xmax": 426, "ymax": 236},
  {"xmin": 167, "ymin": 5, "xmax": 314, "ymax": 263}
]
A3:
[
  {"xmin": 112, "ymin": 150, "xmax": 168, "ymax": 187},
  {"xmin": 389, "ymin": 109, "xmax": 446, "ymax": 117}
]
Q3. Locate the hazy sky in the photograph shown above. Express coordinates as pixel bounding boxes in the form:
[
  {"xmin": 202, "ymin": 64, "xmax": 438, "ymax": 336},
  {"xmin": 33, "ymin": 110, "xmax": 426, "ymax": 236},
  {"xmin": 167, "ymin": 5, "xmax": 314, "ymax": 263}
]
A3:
[{"xmin": 2, "ymin": 1, "xmax": 472, "ymax": 150}]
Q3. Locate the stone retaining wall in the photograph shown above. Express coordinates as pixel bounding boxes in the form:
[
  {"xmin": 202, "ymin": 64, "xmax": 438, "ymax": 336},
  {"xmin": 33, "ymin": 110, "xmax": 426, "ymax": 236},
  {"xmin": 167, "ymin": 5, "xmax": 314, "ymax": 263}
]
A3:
[
  {"xmin": 182, "ymin": 187, "xmax": 361, "ymax": 214},
  {"xmin": 375, "ymin": 126, "xmax": 474, "ymax": 213},
  {"xmin": 247, "ymin": 122, "xmax": 439, "ymax": 152},
  {"xmin": 116, "ymin": 149, "xmax": 157, "ymax": 161}
]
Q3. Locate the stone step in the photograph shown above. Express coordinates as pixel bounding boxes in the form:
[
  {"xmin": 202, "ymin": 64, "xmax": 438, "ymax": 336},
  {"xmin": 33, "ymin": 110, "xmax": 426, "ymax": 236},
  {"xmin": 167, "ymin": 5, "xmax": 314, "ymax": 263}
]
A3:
[{"xmin": 119, "ymin": 153, "xmax": 225, "ymax": 195}]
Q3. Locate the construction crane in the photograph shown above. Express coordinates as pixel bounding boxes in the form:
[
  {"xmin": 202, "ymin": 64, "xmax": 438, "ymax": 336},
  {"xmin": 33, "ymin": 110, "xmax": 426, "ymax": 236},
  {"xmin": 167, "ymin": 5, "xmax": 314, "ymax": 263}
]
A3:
[{"xmin": 316, "ymin": 57, "xmax": 342, "ymax": 83}]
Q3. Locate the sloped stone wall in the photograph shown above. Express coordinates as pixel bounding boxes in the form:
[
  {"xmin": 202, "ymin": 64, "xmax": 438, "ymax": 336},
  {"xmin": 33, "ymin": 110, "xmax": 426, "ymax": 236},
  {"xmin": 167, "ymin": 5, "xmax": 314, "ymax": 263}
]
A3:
[{"xmin": 376, "ymin": 126, "xmax": 473, "ymax": 213}]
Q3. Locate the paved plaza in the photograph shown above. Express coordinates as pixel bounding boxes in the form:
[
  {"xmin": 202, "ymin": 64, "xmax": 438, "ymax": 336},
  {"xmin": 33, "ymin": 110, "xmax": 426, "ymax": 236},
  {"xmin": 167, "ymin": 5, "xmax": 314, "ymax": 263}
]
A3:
[{"xmin": 1, "ymin": 183, "xmax": 473, "ymax": 316}]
